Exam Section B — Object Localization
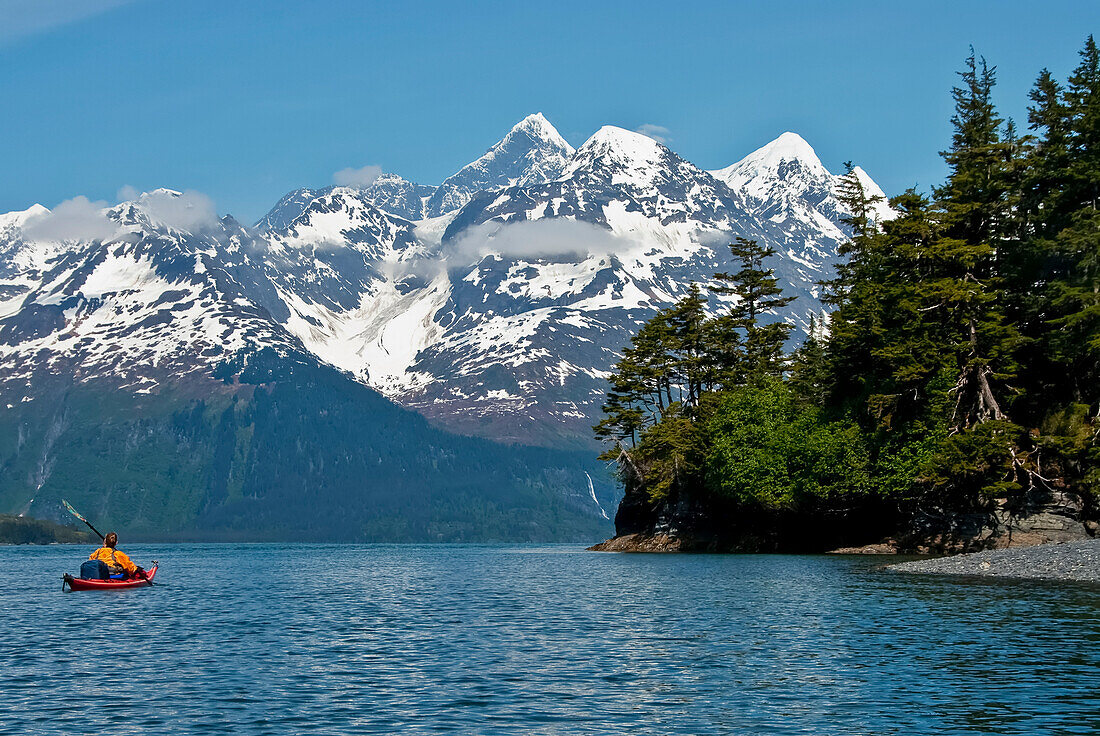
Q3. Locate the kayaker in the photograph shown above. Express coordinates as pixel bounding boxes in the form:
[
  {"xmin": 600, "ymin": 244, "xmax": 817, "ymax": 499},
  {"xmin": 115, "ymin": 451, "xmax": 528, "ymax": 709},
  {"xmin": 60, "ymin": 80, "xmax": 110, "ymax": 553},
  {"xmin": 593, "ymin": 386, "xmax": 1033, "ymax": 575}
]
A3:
[{"xmin": 88, "ymin": 533, "xmax": 145, "ymax": 579}]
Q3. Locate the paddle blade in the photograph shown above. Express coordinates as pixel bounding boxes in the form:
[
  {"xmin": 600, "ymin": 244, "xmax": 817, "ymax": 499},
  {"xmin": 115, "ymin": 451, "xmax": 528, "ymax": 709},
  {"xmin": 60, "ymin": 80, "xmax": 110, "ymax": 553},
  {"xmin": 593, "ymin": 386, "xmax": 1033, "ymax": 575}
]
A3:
[
  {"xmin": 61, "ymin": 499, "xmax": 88, "ymax": 524},
  {"xmin": 61, "ymin": 500, "xmax": 104, "ymax": 540}
]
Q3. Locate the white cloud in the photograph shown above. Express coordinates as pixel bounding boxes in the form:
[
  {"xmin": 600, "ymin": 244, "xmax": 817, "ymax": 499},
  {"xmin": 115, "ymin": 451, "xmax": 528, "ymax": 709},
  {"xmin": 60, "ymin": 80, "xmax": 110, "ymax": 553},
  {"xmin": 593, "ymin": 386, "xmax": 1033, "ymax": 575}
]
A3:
[
  {"xmin": 0, "ymin": 0, "xmax": 141, "ymax": 46},
  {"xmin": 635, "ymin": 124, "xmax": 671, "ymax": 144},
  {"xmin": 333, "ymin": 165, "xmax": 383, "ymax": 188},
  {"xmin": 23, "ymin": 188, "xmax": 221, "ymax": 241},
  {"xmin": 447, "ymin": 218, "xmax": 634, "ymax": 264},
  {"xmin": 137, "ymin": 189, "xmax": 219, "ymax": 232},
  {"xmin": 22, "ymin": 196, "xmax": 118, "ymax": 242}
]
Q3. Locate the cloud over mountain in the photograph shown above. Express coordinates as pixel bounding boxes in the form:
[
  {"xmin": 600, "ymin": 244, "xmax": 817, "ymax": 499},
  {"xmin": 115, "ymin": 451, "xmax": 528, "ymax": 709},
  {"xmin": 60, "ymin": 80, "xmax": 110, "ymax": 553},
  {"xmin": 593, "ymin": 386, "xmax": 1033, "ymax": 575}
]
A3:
[
  {"xmin": 22, "ymin": 196, "xmax": 117, "ymax": 242},
  {"xmin": 333, "ymin": 165, "xmax": 383, "ymax": 188},
  {"xmin": 449, "ymin": 218, "xmax": 633, "ymax": 264},
  {"xmin": 634, "ymin": 124, "xmax": 671, "ymax": 144}
]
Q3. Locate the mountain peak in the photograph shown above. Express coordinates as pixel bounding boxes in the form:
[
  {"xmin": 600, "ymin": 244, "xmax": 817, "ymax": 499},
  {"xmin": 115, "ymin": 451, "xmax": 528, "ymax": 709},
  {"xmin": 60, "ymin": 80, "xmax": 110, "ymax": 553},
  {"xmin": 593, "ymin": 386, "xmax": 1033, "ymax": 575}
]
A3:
[
  {"xmin": 582, "ymin": 125, "xmax": 664, "ymax": 157},
  {"xmin": 509, "ymin": 112, "xmax": 570, "ymax": 148},
  {"xmin": 424, "ymin": 114, "xmax": 575, "ymax": 217},
  {"xmin": 562, "ymin": 126, "xmax": 667, "ymax": 182},
  {"xmin": 476, "ymin": 112, "xmax": 575, "ymax": 165},
  {"xmin": 708, "ymin": 132, "xmax": 832, "ymax": 206},
  {"xmin": 758, "ymin": 131, "xmax": 819, "ymax": 164},
  {"xmin": 719, "ymin": 131, "xmax": 827, "ymax": 179},
  {"xmin": 0, "ymin": 203, "xmax": 50, "ymax": 231}
]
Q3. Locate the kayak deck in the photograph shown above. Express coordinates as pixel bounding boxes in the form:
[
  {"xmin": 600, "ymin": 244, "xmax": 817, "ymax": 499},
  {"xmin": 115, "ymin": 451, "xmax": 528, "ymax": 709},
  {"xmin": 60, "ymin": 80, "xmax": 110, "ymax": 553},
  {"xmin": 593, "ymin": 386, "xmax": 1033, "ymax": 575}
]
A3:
[{"xmin": 64, "ymin": 564, "xmax": 158, "ymax": 591}]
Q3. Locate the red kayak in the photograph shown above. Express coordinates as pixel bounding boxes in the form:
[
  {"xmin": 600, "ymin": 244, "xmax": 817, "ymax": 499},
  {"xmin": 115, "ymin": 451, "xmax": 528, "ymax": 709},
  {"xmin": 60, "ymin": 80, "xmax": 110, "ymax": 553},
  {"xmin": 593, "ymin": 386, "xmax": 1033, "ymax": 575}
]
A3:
[{"xmin": 63, "ymin": 564, "xmax": 158, "ymax": 591}]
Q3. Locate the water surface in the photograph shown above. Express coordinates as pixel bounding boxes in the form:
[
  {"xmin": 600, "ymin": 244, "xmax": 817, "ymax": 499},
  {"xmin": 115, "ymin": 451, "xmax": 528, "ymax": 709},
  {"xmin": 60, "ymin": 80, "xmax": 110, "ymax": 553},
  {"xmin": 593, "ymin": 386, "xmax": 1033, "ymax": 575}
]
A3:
[{"xmin": 1, "ymin": 544, "xmax": 1097, "ymax": 735}]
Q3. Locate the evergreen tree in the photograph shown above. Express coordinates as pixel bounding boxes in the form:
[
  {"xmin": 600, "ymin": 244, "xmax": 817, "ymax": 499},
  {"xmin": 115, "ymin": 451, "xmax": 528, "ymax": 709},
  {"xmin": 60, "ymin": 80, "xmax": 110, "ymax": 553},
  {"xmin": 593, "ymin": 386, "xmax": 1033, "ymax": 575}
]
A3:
[
  {"xmin": 788, "ymin": 315, "xmax": 829, "ymax": 406},
  {"xmin": 836, "ymin": 161, "xmax": 887, "ymax": 238},
  {"xmin": 594, "ymin": 288, "xmax": 712, "ymax": 452},
  {"xmin": 666, "ymin": 283, "xmax": 713, "ymax": 409},
  {"xmin": 932, "ymin": 51, "xmax": 1021, "ymax": 430},
  {"xmin": 1064, "ymin": 36, "xmax": 1100, "ymax": 215},
  {"xmin": 823, "ymin": 50, "xmax": 1026, "ymax": 508},
  {"xmin": 1014, "ymin": 37, "xmax": 1099, "ymax": 427},
  {"xmin": 1023, "ymin": 68, "xmax": 1071, "ymax": 239},
  {"xmin": 710, "ymin": 237, "xmax": 796, "ymax": 385},
  {"xmin": 1052, "ymin": 35, "xmax": 1100, "ymax": 409}
]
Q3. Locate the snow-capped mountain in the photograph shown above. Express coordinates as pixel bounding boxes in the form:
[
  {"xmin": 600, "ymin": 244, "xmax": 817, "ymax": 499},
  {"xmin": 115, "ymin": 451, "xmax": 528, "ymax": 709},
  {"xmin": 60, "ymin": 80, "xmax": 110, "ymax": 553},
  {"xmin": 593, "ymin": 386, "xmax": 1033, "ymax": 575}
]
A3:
[
  {"xmin": 357, "ymin": 174, "xmax": 438, "ymax": 221},
  {"xmin": 255, "ymin": 175, "xmax": 437, "ymax": 230},
  {"xmin": 710, "ymin": 132, "xmax": 893, "ymax": 261},
  {"xmin": 424, "ymin": 113, "xmax": 575, "ymax": 218},
  {"xmin": 0, "ymin": 197, "xmax": 300, "ymax": 398},
  {"xmin": 254, "ymin": 114, "xmax": 572, "ymax": 227},
  {"xmin": 0, "ymin": 115, "xmax": 891, "ymax": 448},
  {"xmin": 1, "ymin": 204, "xmax": 62, "ymax": 317},
  {"xmin": 0, "ymin": 189, "xmax": 621, "ymax": 541}
]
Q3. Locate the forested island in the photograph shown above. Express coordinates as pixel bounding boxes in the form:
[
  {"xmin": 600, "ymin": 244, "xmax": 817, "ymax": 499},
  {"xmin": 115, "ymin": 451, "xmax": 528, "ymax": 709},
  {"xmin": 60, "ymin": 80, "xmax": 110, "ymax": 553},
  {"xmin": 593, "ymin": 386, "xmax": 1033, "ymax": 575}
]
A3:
[{"xmin": 593, "ymin": 40, "xmax": 1100, "ymax": 553}]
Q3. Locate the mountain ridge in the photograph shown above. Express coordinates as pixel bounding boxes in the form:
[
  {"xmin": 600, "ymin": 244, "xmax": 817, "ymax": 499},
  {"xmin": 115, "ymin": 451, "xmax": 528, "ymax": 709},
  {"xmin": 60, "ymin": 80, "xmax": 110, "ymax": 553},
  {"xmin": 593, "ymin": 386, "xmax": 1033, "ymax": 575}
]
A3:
[{"xmin": 1, "ymin": 115, "xmax": 891, "ymax": 451}]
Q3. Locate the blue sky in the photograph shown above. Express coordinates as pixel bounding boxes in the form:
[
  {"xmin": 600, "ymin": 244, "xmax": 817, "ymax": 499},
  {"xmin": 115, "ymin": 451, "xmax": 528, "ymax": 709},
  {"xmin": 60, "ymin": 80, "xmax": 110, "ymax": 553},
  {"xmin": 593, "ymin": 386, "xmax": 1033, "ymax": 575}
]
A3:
[{"xmin": 1, "ymin": 0, "xmax": 1096, "ymax": 222}]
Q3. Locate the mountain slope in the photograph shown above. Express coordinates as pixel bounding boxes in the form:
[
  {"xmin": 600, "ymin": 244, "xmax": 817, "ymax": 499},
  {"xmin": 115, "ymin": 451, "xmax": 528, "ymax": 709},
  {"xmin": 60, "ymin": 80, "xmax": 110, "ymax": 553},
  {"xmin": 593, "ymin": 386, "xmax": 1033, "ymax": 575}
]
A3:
[
  {"xmin": 1, "ymin": 354, "xmax": 616, "ymax": 541},
  {"xmin": 0, "ymin": 204, "xmax": 66, "ymax": 317},
  {"xmin": 243, "ymin": 121, "xmax": 892, "ymax": 446},
  {"xmin": 375, "ymin": 126, "xmax": 885, "ymax": 444},
  {"xmin": 0, "ymin": 193, "xmax": 618, "ymax": 538}
]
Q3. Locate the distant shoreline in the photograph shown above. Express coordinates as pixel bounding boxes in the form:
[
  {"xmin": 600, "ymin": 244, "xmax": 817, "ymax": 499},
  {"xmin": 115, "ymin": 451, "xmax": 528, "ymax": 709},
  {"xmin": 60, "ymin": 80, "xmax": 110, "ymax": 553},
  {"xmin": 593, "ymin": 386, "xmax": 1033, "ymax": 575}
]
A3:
[{"xmin": 0, "ymin": 514, "xmax": 94, "ymax": 545}]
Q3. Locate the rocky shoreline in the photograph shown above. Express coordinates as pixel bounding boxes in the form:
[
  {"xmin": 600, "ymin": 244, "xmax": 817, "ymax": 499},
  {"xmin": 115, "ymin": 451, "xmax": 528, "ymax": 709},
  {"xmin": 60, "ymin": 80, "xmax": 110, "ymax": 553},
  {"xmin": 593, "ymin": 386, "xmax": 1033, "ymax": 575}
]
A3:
[{"xmin": 889, "ymin": 539, "xmax": 1100, "ymax": 583}]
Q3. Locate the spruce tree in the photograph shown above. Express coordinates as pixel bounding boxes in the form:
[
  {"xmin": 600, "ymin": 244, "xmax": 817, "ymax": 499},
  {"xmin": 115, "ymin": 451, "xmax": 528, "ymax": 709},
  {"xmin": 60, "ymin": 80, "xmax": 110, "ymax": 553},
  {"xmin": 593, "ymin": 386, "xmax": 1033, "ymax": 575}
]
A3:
[
  {"xmin": 788, "ymin": 315, "xmax": 829, "ymax": 406},
  {"xmin": 931, "ymin": 51, "xmax": 1021, "ymax": 430},
  {"xmin": 1015, "ymin": 37, "xmax": 1100, "ymax": 414},
  {"xmin": 710, "ymin": 237, "xmax": 796, "ymax": 385}
]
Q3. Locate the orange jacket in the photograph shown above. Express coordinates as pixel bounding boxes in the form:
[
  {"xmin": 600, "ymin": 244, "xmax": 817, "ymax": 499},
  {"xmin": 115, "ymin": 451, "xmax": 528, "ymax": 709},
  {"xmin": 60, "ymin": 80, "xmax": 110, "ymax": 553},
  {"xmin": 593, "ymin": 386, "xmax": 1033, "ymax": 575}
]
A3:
[{"xmin": 89, "ymin": 546, "xmax": 138, "ymax": 575}]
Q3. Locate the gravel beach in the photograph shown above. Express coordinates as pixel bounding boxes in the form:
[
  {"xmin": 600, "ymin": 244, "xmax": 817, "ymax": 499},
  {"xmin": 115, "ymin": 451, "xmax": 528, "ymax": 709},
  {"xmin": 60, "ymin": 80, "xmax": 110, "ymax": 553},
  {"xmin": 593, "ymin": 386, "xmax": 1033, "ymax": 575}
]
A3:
[{"xmin": 889, "ymin": 539, "xmax": 1100, "ymax": 582}]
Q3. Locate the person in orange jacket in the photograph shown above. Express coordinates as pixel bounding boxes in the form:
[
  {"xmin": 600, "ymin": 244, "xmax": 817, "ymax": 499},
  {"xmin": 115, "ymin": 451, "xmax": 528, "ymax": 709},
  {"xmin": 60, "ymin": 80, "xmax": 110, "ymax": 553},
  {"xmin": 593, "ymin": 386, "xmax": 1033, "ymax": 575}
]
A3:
[{"xmin": 88, "ymin": 532, "xmax": 145, "ymax": 579}]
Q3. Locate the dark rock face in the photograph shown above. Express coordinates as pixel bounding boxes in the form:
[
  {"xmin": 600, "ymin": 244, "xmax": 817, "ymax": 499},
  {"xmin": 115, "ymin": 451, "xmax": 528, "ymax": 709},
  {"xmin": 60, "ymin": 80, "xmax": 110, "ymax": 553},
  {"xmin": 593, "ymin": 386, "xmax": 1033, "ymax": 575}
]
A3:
[
  {"xmin": 884, "ymin": 490, "xmax": 1095, "ymax": 554},
  {"xmin": 591, "ymin": 478, "xmax": 1096, "ymax": 554},
  {"xmin": 590, "ymin": 483, "xmax": 897, "ymax": 553}
]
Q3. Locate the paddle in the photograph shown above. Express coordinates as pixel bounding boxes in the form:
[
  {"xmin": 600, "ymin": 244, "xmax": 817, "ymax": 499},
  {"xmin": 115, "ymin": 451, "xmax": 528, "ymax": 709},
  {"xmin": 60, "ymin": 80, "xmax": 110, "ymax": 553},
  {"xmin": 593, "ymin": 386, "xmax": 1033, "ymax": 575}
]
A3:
[
  {"xmin": 62, "ymin": 499, "xmax": 104, "ymax": 541},
  {"xmin": 61, "ymin": 500, "xmax": 154, "ymax": 586}
]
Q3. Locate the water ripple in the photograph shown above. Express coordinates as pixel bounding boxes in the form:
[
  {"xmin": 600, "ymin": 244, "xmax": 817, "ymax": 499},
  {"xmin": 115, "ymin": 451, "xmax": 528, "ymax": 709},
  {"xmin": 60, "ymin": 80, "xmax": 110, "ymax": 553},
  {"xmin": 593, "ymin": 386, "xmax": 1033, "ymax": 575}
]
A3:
[{"xmin": 0, "ymin": 544, "xmax": 1097, "ymax": 735}]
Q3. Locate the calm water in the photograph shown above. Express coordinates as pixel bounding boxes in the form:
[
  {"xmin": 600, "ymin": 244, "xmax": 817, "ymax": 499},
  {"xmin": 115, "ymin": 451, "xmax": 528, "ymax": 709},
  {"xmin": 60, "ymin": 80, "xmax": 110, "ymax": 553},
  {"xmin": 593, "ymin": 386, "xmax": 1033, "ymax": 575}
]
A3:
[{"xmin": 1, "ymin": 544, "xmax": 1098, "ymax": 735}]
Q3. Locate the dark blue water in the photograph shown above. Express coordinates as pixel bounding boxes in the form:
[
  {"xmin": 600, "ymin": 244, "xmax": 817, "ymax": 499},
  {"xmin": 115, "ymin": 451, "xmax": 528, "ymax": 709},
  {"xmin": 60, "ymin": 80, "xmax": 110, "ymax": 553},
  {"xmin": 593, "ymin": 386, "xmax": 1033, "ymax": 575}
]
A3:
[{"xmin": 1, "ymin": 544, "xmax": 1097, "ymax": 735}]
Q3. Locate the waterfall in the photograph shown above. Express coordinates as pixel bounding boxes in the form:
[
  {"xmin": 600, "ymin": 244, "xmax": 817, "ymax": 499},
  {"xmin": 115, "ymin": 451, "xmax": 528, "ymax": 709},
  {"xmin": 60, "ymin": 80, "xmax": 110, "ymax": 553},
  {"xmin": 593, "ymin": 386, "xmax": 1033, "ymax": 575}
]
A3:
[{"xmin": 586, "ymin": 472, "xmax": 609, "ymax": 520}]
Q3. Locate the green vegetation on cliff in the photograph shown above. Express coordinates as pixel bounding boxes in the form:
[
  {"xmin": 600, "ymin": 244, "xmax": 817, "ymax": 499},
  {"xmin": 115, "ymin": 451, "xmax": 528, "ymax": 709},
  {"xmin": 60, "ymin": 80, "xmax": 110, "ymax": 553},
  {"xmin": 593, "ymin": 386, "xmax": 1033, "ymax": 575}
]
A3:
[{"xmin": 597, "ymin": 39, "xmax": 1100, "ymax": 547}]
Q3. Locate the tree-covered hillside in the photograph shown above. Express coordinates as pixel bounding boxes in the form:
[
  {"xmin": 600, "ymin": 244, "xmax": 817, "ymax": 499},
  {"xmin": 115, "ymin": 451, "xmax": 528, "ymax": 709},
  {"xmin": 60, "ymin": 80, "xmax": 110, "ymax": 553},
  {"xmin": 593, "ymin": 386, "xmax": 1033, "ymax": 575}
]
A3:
[{"xmin": 0, "ymin": 350, "xmax": 616, "ymax": 542}]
